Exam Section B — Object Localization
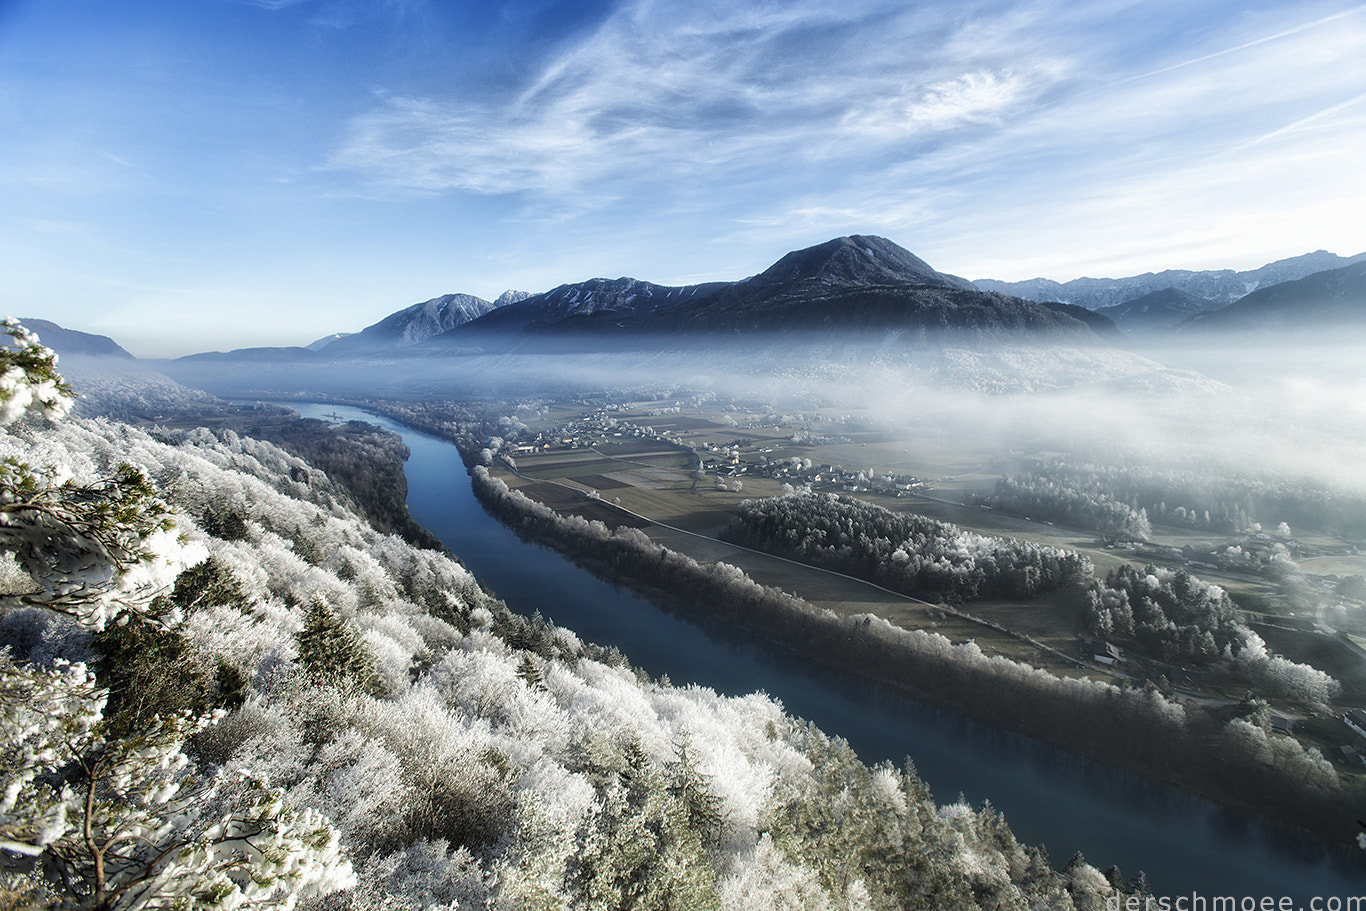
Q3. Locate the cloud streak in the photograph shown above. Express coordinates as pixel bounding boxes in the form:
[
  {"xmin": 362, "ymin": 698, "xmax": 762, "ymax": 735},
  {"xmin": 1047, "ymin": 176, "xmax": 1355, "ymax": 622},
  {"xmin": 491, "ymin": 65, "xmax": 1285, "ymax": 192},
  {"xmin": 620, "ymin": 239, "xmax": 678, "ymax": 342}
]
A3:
[
  {"xmin": 329, "ymin": 0, "xmax": 1070, "ymax": 201},
  {"xmin": 328, "ymin": 0, "xmax": 1366, "ymax": 280}
]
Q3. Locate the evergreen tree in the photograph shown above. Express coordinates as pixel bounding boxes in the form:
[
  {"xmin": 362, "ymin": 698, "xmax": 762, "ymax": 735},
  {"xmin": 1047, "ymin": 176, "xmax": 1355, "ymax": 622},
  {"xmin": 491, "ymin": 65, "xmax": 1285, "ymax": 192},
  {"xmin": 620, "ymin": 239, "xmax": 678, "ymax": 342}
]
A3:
[
  {"xmin": 295, "ymin": 598, "xmax": 381, "ymax": 693},
  {"xmin": 666, "ymin": 738, "xmax": 726, "ymax": 852},
  {"xmin": 516, "ymin": 652, "xmax": 545, "ymax": 689}
]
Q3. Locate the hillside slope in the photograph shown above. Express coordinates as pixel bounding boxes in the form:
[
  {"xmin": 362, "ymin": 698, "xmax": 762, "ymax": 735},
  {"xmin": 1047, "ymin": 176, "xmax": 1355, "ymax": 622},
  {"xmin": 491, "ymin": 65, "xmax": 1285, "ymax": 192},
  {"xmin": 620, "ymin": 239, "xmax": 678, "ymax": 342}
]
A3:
[{"xmin": 0, "ymin": 398, "xmax": 1122, "ymax": 910}]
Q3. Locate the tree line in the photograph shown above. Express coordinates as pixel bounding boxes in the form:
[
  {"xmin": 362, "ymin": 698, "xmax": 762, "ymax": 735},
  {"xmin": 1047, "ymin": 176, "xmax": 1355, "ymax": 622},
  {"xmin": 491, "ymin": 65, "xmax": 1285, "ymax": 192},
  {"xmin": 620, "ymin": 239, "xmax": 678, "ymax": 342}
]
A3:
[
  {"xmin": 989, "ymin": 453, "xmax": 1366, "ymax": 537},
  {"xmin": 720, "ymin": 492, "xmax": 1093, "ymax": 603},
  {"xmin": 986, "ymin": 469, "xmax": 1151, "ymax": 540}
]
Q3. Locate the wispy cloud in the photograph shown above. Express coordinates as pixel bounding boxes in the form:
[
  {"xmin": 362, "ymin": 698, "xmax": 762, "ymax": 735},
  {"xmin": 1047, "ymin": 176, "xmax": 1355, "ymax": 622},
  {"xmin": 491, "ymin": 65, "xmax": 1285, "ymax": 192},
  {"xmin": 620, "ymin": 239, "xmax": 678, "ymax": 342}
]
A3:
[
  {"xmin": 1125, "ymin": 3, "xmax": 1366, "ymax": 83},
  {"xmin": 329, "ymin": 0, "xmax": 1066, "ymax": 200},
  {"xmin": 1227, "ymin": 90, "xmax": 1366, "ymax": 152},
  {"xmin": 713, "ymin": 0, "xmax": 1366, "ymax": 277},
  {"xmin": 907, "ymin": 71, "xmax": 1036, "ymax": 128},
  {"xmin": 229, "ymin": 0, "xmax": 314, "ymax": 9}
]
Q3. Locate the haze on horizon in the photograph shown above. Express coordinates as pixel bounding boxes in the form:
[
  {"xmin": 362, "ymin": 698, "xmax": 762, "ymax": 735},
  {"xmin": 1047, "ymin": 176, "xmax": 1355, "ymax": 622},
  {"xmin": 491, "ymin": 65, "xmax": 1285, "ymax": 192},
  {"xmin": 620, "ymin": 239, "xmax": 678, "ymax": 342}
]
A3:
[{"xmin": 2, "ymin": 0, "xmax": 1364, "ymax": 358}]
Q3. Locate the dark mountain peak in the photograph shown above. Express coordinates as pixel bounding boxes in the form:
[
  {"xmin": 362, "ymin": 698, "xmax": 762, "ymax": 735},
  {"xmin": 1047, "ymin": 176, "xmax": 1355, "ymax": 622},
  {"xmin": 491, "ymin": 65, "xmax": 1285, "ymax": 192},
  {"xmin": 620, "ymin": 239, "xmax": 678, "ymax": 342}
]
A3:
[
  {"xmin": 750, "ymin": 235, "xmax": 975, "ymax": 290},
  {"xmin": 18, "ymin": 318, "xmax": 135, "ymax": 359}
]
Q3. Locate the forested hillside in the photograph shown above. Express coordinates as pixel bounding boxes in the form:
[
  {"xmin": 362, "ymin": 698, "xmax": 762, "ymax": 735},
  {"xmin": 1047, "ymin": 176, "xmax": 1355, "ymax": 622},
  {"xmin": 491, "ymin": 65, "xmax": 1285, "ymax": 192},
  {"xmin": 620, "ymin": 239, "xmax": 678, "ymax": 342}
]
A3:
[
  {"xmin": 0, "ymin": 322, "xmax": 1124, "ymax": 909},
  {"xmin": 62, "ymin": 362, "xmax": 441, "ymax": 549}
]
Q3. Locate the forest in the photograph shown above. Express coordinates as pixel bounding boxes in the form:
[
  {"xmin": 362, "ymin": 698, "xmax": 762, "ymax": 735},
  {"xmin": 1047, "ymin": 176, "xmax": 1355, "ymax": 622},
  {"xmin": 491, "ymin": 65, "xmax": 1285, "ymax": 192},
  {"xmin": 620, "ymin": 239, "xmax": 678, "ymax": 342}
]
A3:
[
  {"xmin": 987, "ymin": 452, "xmax": 1366, "ymax": 538},
  {"xmin": 1, "ymin": 323, "xmax": 1132, "ymax": 910},
  {"xmin": 1085, "ymin": 565, "xmax": 1340, "ymax": 705},
  {"xmin": 720, "ymin": 492, "xmax": 1094, "ymax": 603}
]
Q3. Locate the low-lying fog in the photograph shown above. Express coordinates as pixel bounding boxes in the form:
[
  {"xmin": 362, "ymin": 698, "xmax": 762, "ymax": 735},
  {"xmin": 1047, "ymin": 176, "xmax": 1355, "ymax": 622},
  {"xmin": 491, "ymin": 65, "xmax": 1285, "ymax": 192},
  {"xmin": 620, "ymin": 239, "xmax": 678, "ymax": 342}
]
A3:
[{"xmin": 65, "ymin": 332, "xmax": 1366, "ymax": 524}]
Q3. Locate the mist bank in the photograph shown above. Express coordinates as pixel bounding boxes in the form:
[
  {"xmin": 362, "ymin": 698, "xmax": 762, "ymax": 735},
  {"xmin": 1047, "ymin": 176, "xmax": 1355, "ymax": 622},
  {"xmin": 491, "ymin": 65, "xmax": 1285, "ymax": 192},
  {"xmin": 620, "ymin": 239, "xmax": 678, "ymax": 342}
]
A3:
[
  {"xmin": 156, "ymin": 335, "xmax": 1165, "ymax": 402},
  {"xmin": 144, "ymin": 333, "xmax": 1366, "ymax": 508}
]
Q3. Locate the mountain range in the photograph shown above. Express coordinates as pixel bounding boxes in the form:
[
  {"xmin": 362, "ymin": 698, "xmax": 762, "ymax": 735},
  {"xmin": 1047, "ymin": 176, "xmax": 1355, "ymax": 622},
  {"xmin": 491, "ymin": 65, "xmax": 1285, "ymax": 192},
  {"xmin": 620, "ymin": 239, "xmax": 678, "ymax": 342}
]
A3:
[
  {"xmin": 975, "ymin": 250, "xmax": 1366, "ymax": 319},
  {"xmin": 19, "ymin": 237, "xmax": 1366, "ymax": 364},
  {"xmin": 1177, "ymin": 259, "xmax": 1366, "ymax": 333},
  {"xmin": 428, "ymin": 235, "xmax": 1102, "ymax": 347},
  {"xmin": 314, "ymin": 290, "xmax": 531, "ymax": 354}
]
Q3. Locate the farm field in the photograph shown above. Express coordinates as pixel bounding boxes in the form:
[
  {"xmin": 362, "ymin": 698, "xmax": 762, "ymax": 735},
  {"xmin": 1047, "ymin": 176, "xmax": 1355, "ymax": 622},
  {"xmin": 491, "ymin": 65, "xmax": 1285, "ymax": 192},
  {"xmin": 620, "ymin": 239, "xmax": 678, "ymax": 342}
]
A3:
[
  {"xmin": 485, "ymin": 397, "xmax": 1366, "ymax": 716},
  {"xmin": 489, "ymin": 401, "xmax": 1143, "ymax": 676}
]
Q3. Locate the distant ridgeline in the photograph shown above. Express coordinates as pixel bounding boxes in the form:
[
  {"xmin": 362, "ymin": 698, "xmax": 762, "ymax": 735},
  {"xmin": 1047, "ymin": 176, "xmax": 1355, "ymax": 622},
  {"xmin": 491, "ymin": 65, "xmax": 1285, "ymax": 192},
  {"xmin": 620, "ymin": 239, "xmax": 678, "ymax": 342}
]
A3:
[
  {"xmin": 977, "ymin": 251, "xmax": 1366, "ymax": 334},
  {"xmin": 160, "ymin": 236, "xmax": 1121, "ymax": 364},
  {"xmin": 428, "ymin": 235, "xmax": 1110, "ymax": 347}
]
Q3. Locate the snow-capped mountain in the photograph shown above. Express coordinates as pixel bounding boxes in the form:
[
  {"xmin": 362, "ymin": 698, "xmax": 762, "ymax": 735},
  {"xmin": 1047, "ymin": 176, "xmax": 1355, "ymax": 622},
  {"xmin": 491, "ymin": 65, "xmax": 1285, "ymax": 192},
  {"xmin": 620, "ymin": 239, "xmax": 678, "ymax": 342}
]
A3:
[
  {"xmin": 318, "ymin": 293, "xmax": 510, "ymax": 354},
  {"xmin": 975, "ymin": 250, "xmax": 1366, "ymax": 315}
]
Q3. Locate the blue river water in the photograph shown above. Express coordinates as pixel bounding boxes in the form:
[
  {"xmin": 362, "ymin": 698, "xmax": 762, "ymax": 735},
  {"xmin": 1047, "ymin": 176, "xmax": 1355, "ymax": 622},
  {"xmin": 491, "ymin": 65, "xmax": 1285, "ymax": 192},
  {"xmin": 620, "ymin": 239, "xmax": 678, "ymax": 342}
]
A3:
[{"xmin": 290, "ymin": 402, "xmax": 1366, "ymax": 904}]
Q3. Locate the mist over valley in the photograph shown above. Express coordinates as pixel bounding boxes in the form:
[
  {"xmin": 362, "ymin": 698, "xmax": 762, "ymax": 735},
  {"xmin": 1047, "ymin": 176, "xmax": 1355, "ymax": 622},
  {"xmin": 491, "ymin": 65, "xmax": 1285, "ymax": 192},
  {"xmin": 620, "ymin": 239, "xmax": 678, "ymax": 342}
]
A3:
[{"xmin": 12, "ymin": 233, "xmax": 1366, "ymax": 906}]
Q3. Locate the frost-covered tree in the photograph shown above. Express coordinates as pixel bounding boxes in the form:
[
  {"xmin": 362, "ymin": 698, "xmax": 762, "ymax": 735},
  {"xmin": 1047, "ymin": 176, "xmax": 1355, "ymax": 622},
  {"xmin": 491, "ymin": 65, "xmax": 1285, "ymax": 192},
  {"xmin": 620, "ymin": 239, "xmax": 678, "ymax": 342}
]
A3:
[
  {"xmin": 1, "ymin": 323, "xmax": 202, "ymax": 633},
  {"xmin": 1, "ymin": 657, "xmax": 354, "ymax": 910},
  {"xmin": 0, "ymin": 319, "xmax": 354, "ymax": 910},
  {"xmin": 0, "ymin": 318, "xmax": 72, "ymax": 425}
]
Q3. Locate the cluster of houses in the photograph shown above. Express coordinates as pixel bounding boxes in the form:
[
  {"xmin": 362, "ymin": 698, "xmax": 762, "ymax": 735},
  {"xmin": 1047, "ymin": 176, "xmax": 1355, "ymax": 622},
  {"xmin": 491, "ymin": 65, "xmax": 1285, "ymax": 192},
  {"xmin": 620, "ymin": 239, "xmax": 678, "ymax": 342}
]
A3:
[
  {"xmin": 727, "ymin": 456, "xmax": 933, "ymax": 496},
  {"xmin": 505, "ymin": 410, "xmax": 681, "ymax": 455},
  {"xmin": 510, "ymin": 408, "xmax": 948, "ymax": 502}
]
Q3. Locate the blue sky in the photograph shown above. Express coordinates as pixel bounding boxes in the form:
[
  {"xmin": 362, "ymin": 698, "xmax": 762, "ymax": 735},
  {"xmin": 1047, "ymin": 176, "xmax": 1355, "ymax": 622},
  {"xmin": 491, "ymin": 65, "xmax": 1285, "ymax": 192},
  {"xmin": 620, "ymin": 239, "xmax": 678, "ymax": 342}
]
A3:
[{"xmin": 2, "ymin": 0, "xmax": 1363, "ymax": 357}]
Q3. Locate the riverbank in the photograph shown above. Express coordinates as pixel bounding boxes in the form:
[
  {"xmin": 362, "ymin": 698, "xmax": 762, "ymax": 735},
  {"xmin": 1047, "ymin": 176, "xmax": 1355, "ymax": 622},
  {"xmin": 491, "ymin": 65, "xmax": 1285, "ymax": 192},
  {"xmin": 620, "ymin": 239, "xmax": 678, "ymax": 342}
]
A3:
[
  {"xmin": 468, "ymin": 460, "xmax": 1362, "ymax": 851},
  {"xmin": 280, "ymin": 399, "xmax": 1366, "ymax": 897}
]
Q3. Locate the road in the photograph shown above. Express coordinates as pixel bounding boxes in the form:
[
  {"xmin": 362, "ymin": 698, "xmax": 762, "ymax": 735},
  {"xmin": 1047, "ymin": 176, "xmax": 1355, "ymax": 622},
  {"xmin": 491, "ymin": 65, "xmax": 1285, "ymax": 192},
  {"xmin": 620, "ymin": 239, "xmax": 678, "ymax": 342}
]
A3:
[{"xmin": 498, "ymin": 449, "xmax": 1103, "ymax": 674}]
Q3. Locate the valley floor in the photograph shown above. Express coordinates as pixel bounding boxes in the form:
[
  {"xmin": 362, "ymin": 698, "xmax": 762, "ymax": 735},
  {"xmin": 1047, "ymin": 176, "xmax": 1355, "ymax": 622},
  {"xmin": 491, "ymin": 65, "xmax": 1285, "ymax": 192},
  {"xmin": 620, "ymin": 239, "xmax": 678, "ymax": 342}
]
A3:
[{"xmin": 461, "ymin": 397, "xmax": 1366, "ymax": 837}]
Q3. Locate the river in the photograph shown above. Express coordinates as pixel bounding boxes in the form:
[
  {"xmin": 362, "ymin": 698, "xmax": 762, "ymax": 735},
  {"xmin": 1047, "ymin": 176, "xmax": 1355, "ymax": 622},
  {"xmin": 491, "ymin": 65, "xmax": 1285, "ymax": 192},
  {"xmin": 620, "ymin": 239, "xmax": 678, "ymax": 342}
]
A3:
[{"xmin": 291, "ymin": 402, "xmax": 1366, "ymax": 904}]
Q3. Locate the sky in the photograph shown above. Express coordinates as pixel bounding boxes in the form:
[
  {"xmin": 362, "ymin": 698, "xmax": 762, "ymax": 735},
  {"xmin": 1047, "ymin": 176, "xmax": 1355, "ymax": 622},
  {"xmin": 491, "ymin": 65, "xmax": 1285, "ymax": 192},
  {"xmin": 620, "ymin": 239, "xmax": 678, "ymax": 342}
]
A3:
[{"xmin": 1, "ymin": 0, "xmax": 1364, "ymax": 357}]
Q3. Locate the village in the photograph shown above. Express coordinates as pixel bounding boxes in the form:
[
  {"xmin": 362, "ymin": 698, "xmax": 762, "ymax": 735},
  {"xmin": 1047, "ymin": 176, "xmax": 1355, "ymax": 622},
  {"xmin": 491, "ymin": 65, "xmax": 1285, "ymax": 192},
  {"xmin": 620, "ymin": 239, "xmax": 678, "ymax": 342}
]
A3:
[{"xmin": 495, "ymin": 404, "xmax": 937, "ymax": 499}]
